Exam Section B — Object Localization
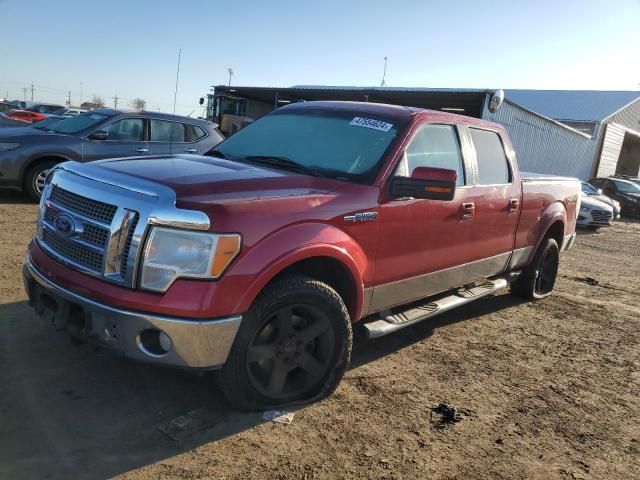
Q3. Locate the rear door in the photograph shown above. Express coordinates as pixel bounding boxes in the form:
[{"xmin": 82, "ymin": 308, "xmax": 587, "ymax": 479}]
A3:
[
  {"xmin": 81, "ymin": 117, "xmax": 151, "ymax": 161},
  {"xmin": 371, "ymin": 122, "xmax": 478, "ymax": 312},
  {"xmin": 457, "ymin": 126, "xmax": 520, "ymax": 281}
]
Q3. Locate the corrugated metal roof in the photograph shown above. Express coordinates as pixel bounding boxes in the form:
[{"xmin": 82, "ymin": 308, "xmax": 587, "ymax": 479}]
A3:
[
  {"xmin": 292, "ymin": 85, "xmax": 490, "ymax": 94},
  {"xmin": 504, "ymin": 89, "xmax": 640, "ymax": 122}
]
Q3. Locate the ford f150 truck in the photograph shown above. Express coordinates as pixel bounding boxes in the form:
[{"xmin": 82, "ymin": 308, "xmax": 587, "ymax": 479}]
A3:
[{"xmin": 23, "ymin": 101, "xmax": 580, "ymax": 410}]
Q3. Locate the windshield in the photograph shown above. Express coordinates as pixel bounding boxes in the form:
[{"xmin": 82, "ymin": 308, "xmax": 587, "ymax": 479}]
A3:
[
  {"xmin": 213, "ymin": 108, "xmax": 405, "ymax": 184},
  {"xmin": 582, "ymin": 182, "xmax": 599, "ymax": 194},
  {"xmin": 615, "ymin": 180, "xmax": 640, "ymax": 193},
  {"xmin": 50, "ymin": 112, "xmax": 110, "ymax": 134}
]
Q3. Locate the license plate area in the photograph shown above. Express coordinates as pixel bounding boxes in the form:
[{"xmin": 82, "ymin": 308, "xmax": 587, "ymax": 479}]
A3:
[{"xmin": 28, "ymin": 280, "xmax": 122, "ymax": 349}]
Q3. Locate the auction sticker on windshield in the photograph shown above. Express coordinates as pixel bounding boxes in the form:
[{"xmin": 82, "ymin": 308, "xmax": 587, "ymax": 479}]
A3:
[{"xmin": 349, "ymin": 117, "xmax": 393, "ymax": 132}]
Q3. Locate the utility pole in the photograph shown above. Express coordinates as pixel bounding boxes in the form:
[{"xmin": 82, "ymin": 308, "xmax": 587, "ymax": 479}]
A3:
[
  {"xmin": 30, "ymin": 82, "xmax": 34, "ymax": 102},
  {"xmin": 22, "ymin": 87, "xmax": 27, "ymax": 101},
  {"xmin": 380, "ymin": 56, "xmax": 388, "ymax": 87},
  {"xmin": 80, "ymin": 82, "xmax": 83, "ymax": 104},
  {"xmin": 113, "ymin": 94, "xmax": 119, "ymax": 108},
  {"xmin": 67, "ymin": 91, "xmax": 72, "ymax": 107},
  {"xmin": 228, "ymin": 68, "xmax": 234, "ymax": 87}
]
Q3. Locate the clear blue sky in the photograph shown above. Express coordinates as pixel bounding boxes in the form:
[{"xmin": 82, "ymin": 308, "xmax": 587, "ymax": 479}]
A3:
[{"xmin": 1, "ymin": 0, "xmax": 638, "ymax": 115}]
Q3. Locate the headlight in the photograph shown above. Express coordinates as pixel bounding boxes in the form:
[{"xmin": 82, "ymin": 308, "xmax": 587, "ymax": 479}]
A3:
[
  {"xmin": 580, "ymin": 205, "xmax": 590, "ymax": 213},
  {"xmin": 0, "ymin": 143, "xmax": 20, "ymax": 152},
  {"xmin": 140, "ymin": 227, "xmax": 241, "ymax": 292}
]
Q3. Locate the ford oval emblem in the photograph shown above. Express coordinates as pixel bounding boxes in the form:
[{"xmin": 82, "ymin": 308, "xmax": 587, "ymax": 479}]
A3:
[{"xmin": 53, "ymin": 213, "xmax": 76, "ymax": 237}]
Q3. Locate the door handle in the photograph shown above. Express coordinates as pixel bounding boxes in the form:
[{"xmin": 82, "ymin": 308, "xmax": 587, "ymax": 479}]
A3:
[
  {"xmin": 184, "ymin": 148, "xmax": 198, "ymax": 153},
  {"xmin": 461, "ymin": 202, "xmax": 475, "ymax": 219},
  {"xmin": 509, "ymin": 198, "xmax": 520, "ymax": 212},
  {"xmin": 135, "ymin": 147, "xmax": 149, "ymax": 153}
]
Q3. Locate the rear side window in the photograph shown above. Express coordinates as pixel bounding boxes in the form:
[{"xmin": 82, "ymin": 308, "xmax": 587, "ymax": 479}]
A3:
[
  {"xmin": 150, "ymin": 119, "xmax": 186, "ymax": 142},
  {"xmin": 399, "ymin": 124, "xmax": 465, "ymax": 186},
  {"xmin": 470, "ymin": 128, "xmax": 510, "ymax": 185},
  {"xmin": 185, "ymin": 124, "xmax": 207, "ymax": 142}
]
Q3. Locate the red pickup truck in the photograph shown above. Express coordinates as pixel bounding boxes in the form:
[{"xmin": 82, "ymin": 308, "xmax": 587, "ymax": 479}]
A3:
[{"xmin": 23, "ymin": 101, "xmax": 580, "ymax": 410}]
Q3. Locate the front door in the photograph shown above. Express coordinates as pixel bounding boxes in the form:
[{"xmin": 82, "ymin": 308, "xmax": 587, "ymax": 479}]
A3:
[
  {"xmin": 82, "ymin": 117, "xmax": 150, "ymax": 162},
  {"xmin": 370, "ymin": 122, "xmax": 478, "ymax": 313}
]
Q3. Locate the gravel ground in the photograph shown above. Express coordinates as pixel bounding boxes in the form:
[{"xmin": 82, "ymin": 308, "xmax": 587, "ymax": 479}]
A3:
[{"xmin": 0, "ymin": 190, "xmax": 638, "ymax": 480}]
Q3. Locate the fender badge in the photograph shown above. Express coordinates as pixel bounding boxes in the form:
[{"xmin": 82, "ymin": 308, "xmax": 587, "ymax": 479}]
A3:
[{"xmin": 344, "ymin": 212, "xmax": 378, "ymax": 223}]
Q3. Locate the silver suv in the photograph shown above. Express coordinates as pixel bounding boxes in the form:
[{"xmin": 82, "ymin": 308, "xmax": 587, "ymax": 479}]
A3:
[{"xmin": 0, "ymin": 108, "xmax": 224, "ymax": 199}]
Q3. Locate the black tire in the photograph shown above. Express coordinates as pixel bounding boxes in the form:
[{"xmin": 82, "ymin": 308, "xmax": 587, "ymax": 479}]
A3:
[
  {"xmin": 219, "ymin": 274, "xmax": 352, "ymax": 411},
  {"xmin": 511, "ymin": 237, "xmax": 560, "ymax": 300},
  {"xmin": 23, "ymin": 160, "xmax": 59, "ymax": 201}
]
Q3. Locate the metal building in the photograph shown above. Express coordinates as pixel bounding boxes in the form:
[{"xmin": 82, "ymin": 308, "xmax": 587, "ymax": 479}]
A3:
[
  {"xmin": 505, "ymin": 90, "xmax": 640, "ymax": 178},
  {"xmin": 205, "ymin": 85, "xmax": 639, "ymax": 179}
]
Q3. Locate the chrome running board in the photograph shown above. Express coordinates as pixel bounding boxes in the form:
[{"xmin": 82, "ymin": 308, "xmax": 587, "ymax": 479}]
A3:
[{"xmin": 362, "ymin": 273, "xmax": 519, "ymax": 339}]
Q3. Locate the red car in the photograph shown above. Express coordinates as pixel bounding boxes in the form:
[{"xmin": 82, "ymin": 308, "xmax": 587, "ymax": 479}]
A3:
[
  {"xmin": 23, "ymin": 101, "xmax": 581, "ymax": 410},
  {"xmin": 6, "ymin": 109, "xmax": 47, "ymax": 123}
]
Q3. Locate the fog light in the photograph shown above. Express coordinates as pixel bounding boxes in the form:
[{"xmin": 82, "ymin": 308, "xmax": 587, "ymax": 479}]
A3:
[{"xmin": 139, "ymin": 329, "xmax": 172, "ymax": 356}]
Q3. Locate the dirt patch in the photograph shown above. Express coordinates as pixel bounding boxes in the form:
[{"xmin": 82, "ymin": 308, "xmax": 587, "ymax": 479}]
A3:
[{"xmin": 0, "ymin": 191, "xmax": 638, "ymax": 480}]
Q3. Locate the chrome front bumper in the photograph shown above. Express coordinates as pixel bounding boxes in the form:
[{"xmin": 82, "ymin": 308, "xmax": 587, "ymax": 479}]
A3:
[{"xmin": 23, "ymin": 256, "xmax": 241, "ymax": 369}]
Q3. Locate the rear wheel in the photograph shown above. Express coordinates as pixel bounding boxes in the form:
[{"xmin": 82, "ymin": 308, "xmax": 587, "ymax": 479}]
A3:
[
  {"xmin": 24, "ymin": 159, "xmax": 59, "ymax": 201},
  {"xmin": 511, "ymin": 237, "xmax": 560, "ymax": 300},
  {"xmin": 219, "ymin": 275, "xmax": 352, "ymax": 411}
]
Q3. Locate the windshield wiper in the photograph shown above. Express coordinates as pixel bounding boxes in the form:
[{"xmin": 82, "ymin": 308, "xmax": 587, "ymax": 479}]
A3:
[{"xmin": 244, "ymin": 155, "xmax": 323, "ymax": 177}]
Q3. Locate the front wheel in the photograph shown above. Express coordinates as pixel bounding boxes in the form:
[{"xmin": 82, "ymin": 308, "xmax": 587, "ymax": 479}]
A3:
[
  {"xmin": 511, "ymin": 237, "xmax": 560, "ymax": 300},
  {"xmin": 24, "ymin": 160, "xmax": 59, "ymax": 201},
  {"xmin": 219, "ymin": 275, "xmax": 352, "ymax": 411}
]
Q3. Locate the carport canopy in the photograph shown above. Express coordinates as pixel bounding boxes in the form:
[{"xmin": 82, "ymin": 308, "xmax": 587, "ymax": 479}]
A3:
[{"xmin": 211, "ymin": 85, "xmax": 491, "ymax": 118}]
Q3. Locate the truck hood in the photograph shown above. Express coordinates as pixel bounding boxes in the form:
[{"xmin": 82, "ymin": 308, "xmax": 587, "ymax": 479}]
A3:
[{"xmin": 96, "ymin": 155, "xmax": 346, "ymax": 204}]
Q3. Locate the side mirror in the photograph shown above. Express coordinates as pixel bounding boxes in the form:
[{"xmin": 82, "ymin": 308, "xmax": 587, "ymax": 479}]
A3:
[
  {"xmin": 199, "ymin": 97, "xmax": 205, "ymax": 105},
  {"xmin": 88, "ymin": 130, "xmax": 108, "ymax": 140},
  {"xmin": 389, "ymin": 167, "xmax": 457, "ymax": 201}
]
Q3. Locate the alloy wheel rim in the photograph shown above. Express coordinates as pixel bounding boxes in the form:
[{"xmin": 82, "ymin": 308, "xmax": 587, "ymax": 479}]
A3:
[
  {"xmin": 34, "ymin": 169, "xmax": 50, "ymax": 195},
  {"xmin": 245, "ymin": 304, "xmax": 335, "ymax": 400}
]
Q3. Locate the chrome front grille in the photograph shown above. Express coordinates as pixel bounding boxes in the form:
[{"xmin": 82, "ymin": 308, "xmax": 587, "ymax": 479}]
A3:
[
  {"xmin": 592, "ymin": 210, "xmax": 613, "ymax": 223},
  {"xmin": 50, "ymin": 185, "xmax": 117, "ymax": 223},
  {"xmin": 42, "ymin": 229, "xmax": 104, "ymax": 272},
  {"xmin": 39, "ymin": 184, "xmax": 142, "ymax": 285}
]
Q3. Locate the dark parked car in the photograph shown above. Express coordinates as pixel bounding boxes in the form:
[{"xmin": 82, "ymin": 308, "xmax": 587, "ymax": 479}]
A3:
[
  {"xmin": 0, "ymin": 108, "xmax": 224, "ymax": 199},
  {"xmin": 0, "ymin": 100, "xmax": 20, "ymax": 114},
  {"xmin": 589, "ymin": 177, "xmax": 640, "ymax": 218},
  {"xmin": 26, "ymin": 103, "xmax": 65, "ymax": 114}
]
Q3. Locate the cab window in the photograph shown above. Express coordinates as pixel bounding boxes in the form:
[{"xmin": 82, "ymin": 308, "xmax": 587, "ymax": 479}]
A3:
[
  {"xmin": 395, "ymin": 124, "xmax": 465, "ymax": 186},
  {"xmin": 470, "ymin": 128, "xmax": 510, "ymax": 185}
]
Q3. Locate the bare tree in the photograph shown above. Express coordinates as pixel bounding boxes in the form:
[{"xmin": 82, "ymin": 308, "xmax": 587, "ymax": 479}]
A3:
[
  {"xmin": 91, "ymin": 95, "xmax": 105, "ymax": 108},
  {"xmin": 130, "ymin": 98, "xmax": 146, "ymax": 111}
]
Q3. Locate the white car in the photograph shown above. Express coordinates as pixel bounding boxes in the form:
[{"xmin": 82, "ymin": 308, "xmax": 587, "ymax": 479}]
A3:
[{"xmin": 577, "ymin": 195, "xmax": 615, "ymax": 228}]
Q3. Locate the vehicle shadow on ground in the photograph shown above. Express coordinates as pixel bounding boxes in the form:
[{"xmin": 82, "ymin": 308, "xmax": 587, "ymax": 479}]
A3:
[
  {"xmin": 0, "ymin": 292, "xmax": 524, "ymax": 480},
  {"xmin": 0, "ymin": 189, "xmax": 33, "ymax": 204}
]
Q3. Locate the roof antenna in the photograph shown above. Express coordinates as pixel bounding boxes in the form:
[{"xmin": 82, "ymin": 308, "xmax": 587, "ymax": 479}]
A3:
[
  {"xmin": 170, "ymin": 48, "xmax": 182, "ymax": 155},
  {"xmin": 380, "ymin": 56, "xmax": 388, "ymax": 87}
]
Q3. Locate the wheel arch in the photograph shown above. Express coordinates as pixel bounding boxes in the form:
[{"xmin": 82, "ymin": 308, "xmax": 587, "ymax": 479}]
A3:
[
  {"xmin": 21, "ymin": 154, "xmax": 72, "ymax": 185},
  {"xmin": 235, "ymin": 244, "xmax": 367, "ymax": 323}
]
